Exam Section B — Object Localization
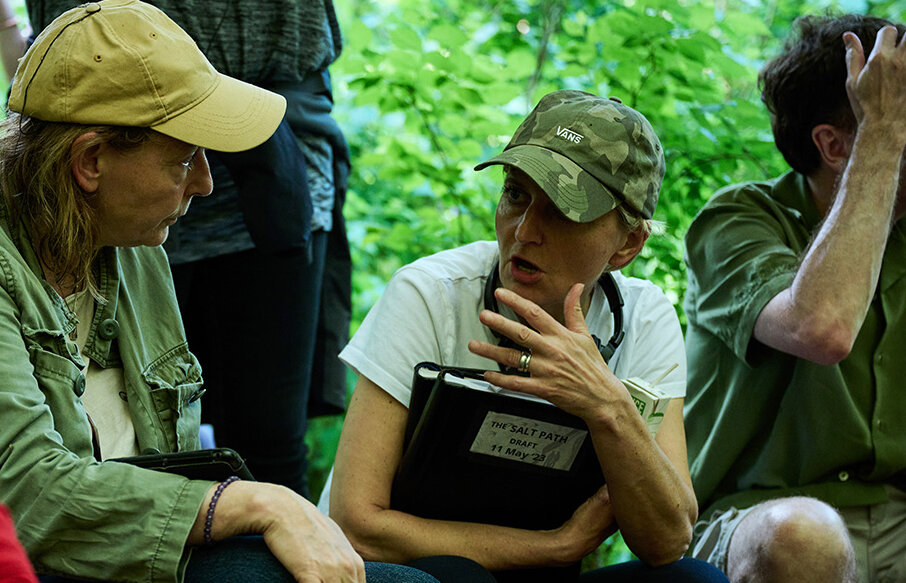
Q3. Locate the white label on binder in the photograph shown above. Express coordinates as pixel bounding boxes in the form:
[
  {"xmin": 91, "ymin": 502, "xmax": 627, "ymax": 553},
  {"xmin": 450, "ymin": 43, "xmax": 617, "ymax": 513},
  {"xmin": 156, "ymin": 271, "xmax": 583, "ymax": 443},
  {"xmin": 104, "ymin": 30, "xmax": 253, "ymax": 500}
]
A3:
[{"xmin": 469, "ymin": 411, "xmax": 588, "ymax": 471}]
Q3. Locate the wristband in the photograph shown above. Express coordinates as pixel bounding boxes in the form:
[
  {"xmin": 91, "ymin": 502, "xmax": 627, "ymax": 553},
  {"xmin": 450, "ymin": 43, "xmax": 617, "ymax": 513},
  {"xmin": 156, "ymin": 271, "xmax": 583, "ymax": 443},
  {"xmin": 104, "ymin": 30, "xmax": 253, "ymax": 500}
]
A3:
[{"xmin": 203, "ymin": 475, "xmax": 239, "ymax": 545}]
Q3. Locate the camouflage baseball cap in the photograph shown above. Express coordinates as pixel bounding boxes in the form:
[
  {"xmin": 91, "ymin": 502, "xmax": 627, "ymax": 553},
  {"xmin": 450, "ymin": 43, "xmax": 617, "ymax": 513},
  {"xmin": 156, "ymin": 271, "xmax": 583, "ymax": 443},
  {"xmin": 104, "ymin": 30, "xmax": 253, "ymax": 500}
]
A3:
[{"xmin": 474, "ymin": 90, "xmax": 665, "ymax": 221}]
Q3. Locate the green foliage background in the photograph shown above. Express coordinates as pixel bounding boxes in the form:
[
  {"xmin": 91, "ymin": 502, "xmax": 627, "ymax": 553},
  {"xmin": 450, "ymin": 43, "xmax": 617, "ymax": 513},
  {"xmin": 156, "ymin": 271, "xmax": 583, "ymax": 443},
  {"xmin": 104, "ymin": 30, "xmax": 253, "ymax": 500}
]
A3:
[{"xmin": 5, "ymin": 0, "xmax": 903, "ymax": 569}]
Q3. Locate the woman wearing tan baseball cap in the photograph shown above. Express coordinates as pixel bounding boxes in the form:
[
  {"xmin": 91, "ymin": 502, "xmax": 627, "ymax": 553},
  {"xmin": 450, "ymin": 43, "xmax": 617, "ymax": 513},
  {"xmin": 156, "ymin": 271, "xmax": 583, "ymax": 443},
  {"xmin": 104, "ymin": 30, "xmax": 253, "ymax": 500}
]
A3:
[{"xmin": 0, "ymin": 2, "xmax": 439, "ymax": 582}]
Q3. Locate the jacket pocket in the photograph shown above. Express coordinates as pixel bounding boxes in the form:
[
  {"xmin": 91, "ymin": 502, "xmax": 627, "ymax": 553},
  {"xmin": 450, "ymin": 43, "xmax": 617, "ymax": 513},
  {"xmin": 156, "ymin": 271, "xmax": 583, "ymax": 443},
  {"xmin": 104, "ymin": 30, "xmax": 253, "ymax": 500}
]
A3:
[
  {"xmin": 144, "ymin": 345, "xmax": 204, "ymax": 452},
  {"xmin": 29, "ymin": 347, "xmax": 94, "ymax": 456}
]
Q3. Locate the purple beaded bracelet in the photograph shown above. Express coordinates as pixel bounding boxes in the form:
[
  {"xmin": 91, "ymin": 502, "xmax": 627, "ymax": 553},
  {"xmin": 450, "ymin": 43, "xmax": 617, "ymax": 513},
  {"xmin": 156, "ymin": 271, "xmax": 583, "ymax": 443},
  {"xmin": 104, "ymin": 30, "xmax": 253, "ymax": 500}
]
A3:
[{"xmin": 204, "ymin": 475, "xmax": 240, "ymax": 546}]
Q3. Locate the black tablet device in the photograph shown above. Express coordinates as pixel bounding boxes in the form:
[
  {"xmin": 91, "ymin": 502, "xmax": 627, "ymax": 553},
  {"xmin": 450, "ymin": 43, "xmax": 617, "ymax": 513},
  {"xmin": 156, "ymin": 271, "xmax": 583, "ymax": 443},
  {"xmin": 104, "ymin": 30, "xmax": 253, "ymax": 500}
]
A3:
[{"xmin": 109, "ymin": 447, "xmax": 255, "ymax": 481}]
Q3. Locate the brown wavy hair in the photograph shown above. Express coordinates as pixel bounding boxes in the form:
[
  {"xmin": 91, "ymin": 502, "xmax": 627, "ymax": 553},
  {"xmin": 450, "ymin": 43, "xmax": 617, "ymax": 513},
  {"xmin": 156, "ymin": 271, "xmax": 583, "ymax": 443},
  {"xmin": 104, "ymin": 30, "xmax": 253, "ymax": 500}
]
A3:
[
  {"xmin": 759, "ymin": 14, "xmax": 905, "ymax": 175},
  {"xmin": 0, "ymin": 114, "xmax": 152, "ymax": 296}
]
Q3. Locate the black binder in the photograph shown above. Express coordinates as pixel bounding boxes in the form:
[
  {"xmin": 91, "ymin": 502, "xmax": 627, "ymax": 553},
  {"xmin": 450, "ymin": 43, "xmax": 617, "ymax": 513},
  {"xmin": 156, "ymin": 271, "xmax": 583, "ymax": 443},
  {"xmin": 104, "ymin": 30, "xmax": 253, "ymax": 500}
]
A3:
[{"xmin": 391, "ymin": 362, "xmax": 605, "ymax": 532}]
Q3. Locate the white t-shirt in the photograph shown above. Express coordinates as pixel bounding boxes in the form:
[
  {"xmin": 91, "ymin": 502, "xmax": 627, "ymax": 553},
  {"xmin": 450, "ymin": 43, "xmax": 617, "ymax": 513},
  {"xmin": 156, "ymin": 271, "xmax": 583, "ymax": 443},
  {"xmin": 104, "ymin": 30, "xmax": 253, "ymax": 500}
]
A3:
[
  {"xmin": 318, "ymin": 240, "xmax": 686, "ymax": 512},
  {"xmin": 64, "ymin": 290, "xmax": 139, "ymax": 460}
]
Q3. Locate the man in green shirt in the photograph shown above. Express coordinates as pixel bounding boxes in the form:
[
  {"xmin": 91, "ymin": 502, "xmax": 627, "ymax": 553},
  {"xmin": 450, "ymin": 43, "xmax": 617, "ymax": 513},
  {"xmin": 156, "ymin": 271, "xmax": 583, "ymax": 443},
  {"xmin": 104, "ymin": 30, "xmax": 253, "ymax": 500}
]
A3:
[{"xmin": 684, "ymin": 14, "xmax": 906, "ymax": 583}]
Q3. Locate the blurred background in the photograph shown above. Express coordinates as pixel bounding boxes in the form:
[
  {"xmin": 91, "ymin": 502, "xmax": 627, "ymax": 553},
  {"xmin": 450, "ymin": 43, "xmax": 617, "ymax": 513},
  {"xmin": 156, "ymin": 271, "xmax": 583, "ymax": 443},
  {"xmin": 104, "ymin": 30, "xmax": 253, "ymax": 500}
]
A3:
[{"xmin": 3, "ymin": 0, "xmax": 902, "ymax": 567}]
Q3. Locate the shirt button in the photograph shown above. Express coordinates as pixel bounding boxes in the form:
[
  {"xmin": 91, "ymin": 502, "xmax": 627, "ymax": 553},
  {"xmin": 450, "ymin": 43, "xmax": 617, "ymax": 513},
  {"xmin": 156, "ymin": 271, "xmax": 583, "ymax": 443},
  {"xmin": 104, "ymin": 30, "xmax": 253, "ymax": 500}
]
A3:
[
  {"xmin": 838, "ymin": 470, "xmax": 849, "ymax": 482},
  {"xmin": 98, "ymin": 318, "xmax": 119, "ymax": 340},
  {"xmin": 73, "ymin": 375, "xmax": 86, "ymax": 397},
  {"xmin": 84, "ymin": 3, "xmax": 101, "ymax": 13},
  {"xmin": 875, "ymin": 353, "xmax": 884, "ymax": 364}
]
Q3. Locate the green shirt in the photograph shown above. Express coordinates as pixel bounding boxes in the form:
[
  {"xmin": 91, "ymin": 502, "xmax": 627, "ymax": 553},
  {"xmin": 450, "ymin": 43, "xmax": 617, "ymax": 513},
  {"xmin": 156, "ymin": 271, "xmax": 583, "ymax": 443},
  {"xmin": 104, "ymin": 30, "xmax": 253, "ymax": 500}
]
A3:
[
  {"xmin": 0, "ymin": 200, "xmax": 213, "ymax": 582},
  {"xmin": 683, "ymin": 171, "xmax": 906, "ymax": 517}
]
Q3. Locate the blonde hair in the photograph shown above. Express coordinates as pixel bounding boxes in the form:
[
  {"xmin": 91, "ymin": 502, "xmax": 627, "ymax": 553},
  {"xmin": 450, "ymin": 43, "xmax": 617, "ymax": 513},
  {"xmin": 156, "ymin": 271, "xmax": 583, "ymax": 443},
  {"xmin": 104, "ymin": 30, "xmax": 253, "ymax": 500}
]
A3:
[
  {"xmin": 615, "ymin": 203, "xmax": 664, "ymax": 237},
  {"xmin": 0, "ymin": 114, "xmax": 152, "ymax": 296}
]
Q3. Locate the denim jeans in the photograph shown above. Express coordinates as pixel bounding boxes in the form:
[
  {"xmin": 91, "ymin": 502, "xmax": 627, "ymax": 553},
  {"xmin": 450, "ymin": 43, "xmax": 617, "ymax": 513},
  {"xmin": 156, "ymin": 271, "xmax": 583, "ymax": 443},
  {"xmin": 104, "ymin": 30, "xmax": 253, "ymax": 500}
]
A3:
[
  {"xmin": 402, "ymin": 555, "xmax": 729, "ymax": 583},
  {"xmin": 578, "ymin": 558, "xmax": 730, "ymax": 582},
  {"xmin": 39, "ymin": 536, "xmax": 441, "ymax": 583},
  {"xmin": 184, "ymin": 536, "xmax": 439, "ymax": 582}
]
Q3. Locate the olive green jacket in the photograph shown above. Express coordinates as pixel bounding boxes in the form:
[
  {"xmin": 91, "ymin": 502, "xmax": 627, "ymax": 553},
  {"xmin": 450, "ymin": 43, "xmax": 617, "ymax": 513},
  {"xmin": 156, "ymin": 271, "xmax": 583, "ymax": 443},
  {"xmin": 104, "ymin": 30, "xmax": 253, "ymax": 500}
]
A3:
[{"xmin": 0, "ymin": 200, "xmax": 213, "ymax": 582}]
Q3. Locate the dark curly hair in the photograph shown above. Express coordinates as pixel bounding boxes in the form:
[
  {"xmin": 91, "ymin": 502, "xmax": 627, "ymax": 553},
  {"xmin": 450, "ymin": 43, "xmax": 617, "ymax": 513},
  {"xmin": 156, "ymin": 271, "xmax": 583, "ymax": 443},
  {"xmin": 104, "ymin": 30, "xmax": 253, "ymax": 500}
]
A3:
[{"xmin": 759, "ymin": 14, "xmax": 906, "ymax": 175}]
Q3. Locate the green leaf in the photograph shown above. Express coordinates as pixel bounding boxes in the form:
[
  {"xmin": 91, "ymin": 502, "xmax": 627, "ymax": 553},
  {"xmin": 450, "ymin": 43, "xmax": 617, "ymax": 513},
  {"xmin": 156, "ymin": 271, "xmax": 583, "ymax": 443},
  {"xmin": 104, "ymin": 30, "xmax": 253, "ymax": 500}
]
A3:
[
  {"xmin": 429, "ymin": 23, "xmax": 469, "ymax": 48},
  {"xmin": 389, "ymin": 23, "xmax": 424, "ymax": 51}
]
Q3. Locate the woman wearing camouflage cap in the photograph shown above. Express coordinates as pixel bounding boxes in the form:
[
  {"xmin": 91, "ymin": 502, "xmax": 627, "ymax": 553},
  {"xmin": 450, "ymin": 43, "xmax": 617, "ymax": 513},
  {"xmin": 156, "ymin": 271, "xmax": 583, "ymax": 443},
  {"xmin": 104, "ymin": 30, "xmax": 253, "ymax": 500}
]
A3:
[
  {"xmin": 320, "ymin": 91, "xmax": 727, "ymax": 581},
  {"xmin": 0, "ymin": 2, "xmax": 443, "ymax": 582}
]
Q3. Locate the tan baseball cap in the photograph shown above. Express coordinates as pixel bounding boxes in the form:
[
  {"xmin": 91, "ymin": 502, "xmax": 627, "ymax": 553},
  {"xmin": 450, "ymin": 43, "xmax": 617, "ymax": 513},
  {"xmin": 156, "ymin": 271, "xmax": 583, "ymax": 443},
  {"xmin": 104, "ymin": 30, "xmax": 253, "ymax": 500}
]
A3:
[{"xmin": 8, "ymin": 0, "xmax": 286, "ymax": 152}]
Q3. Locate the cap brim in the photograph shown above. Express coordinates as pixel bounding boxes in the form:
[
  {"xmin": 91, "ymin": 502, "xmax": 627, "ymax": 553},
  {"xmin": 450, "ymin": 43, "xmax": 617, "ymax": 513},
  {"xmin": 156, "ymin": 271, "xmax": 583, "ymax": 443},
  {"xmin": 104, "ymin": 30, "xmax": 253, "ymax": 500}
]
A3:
[
  {"xmin": 151, "ymin": 73, "xmax": 287, "ymax": 153},
  {"xmin": 475, "ymin": 144, "xmax": 621, "ymax": 223}
]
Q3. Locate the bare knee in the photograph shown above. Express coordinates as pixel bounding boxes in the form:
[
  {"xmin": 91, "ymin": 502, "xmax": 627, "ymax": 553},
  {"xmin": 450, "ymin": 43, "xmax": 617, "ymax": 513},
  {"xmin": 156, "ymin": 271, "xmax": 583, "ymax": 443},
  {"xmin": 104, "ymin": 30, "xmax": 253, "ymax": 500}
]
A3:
[{"xmin": 727, "ymin": 497, "xmax": 856, "ymax": 583}]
